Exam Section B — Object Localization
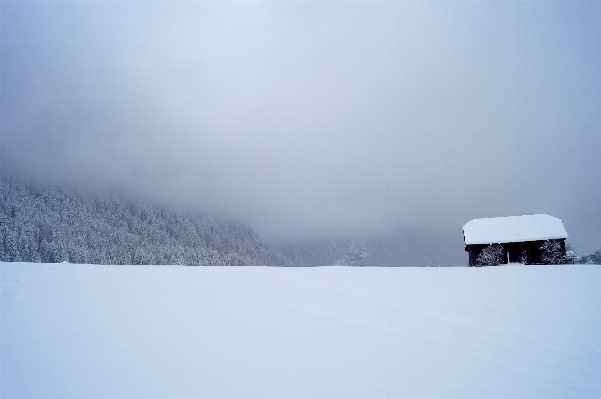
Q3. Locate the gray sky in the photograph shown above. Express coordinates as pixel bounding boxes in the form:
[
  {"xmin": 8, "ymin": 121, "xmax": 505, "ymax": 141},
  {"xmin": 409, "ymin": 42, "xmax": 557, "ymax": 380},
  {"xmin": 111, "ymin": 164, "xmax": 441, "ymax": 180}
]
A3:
[{"xmin": 2, "ymin": 1, "xmax": 600, "ymax": 254}]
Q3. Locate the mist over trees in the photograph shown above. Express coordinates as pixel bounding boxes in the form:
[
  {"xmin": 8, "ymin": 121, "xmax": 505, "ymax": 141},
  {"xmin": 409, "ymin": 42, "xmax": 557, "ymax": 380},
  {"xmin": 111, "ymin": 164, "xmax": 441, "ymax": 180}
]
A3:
[
  {"xmin": 277, "ymin": 232, "xmax": 466, "ymax": 267},
  {"xmin": 278, "ymin": 237, "xmax": 600, "ymax": 267},
  {"xmin": 0, "ymin": 173, "xmax": 465, "ymax": 267},
  {"xmin": 3, "ymin": 173, "xmax": 597, "ymax": 267},
  {"xmin": 0, "ymin": 174, "xmax": 289, "ymax": 266}
]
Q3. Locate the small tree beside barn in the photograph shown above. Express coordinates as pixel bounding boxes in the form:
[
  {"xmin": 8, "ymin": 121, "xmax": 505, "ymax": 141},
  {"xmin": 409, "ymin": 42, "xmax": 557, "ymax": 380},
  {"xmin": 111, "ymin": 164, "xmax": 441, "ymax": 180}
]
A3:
[{"xmin": 463, "ymin": 214, "xmax": 569, "ymax": 266}]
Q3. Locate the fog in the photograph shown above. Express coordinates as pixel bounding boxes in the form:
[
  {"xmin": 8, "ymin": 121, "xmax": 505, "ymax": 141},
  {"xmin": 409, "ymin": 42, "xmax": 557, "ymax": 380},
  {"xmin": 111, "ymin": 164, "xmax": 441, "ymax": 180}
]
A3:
[{"xmin": 1, "ymin": 1, "xmax": 600, "ymax": 254}]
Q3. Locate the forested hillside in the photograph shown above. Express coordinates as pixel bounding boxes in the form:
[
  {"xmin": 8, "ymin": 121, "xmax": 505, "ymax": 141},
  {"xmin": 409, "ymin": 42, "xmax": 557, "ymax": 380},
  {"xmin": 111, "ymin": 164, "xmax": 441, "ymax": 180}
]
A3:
[{"xmin": 0, "ymin": 175, "xmax": 289, "ymax": 266}]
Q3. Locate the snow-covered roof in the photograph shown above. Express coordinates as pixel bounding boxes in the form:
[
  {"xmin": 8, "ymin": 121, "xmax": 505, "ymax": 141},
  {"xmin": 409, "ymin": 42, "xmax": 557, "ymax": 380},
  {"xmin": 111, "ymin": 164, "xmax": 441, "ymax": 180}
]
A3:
[{"xmin": 463, "ymin": 214, "xmax": 568, "ymax": 245}]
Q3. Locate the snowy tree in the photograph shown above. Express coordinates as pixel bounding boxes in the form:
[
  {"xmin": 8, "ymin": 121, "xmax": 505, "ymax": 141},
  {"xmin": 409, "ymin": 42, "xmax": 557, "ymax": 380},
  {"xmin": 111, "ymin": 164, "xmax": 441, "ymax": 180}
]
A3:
[
  {"xmin": 564, "ymin": 243, "xmax": 578, "ymax": 264},
  {"xmin": 539, "ymin": 240, "xmax": 565, "ymax": 265},
  {"xmin": 475, "ymin": 244, "xmax": 505, "ymax": 266},
  {"xmin": 334, "ymin": 243, "xmax": 375, "ymax": 266},
  {"xmin": 579, "ymin": 248, "xmax": 601, "ymax": 264}
]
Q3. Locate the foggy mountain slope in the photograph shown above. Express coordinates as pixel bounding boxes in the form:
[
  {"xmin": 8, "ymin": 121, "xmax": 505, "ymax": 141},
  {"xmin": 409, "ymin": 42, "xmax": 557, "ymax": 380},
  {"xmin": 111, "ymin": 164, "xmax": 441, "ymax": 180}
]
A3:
[
  {"xmin": 277, "ymin": 232, "xmax": 467, "ymax": 267},
  {"xmin": 0, "ymin": 174, "xmax": 289, "ymax": 266}
]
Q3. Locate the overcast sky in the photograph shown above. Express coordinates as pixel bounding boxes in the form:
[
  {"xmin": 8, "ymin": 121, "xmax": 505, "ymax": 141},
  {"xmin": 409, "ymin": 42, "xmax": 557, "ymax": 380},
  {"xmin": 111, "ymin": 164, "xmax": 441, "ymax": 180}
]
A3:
[{"xmin": 1, "ymin": 1, "xmax": 600, "ymax": 253}]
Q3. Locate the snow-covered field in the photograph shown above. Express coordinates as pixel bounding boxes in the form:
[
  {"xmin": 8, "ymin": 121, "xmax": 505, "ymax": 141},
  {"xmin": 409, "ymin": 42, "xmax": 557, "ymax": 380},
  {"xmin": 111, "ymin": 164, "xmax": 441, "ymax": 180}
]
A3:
[{"xmin": 2, "ymin": 262, "xmax": 600, "ymax": 399}]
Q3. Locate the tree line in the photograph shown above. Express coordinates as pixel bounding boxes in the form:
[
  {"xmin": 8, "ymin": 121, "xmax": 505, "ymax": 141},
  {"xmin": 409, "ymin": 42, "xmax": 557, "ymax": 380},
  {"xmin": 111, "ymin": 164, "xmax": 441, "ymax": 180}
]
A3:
[{"xmin": 0, "ymin": 174, "xmax": 289, "ymax": 266}]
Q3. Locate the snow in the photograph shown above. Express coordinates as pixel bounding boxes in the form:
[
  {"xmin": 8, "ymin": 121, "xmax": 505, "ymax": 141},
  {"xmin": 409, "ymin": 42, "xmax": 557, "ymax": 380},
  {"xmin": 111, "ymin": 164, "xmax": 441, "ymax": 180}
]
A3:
[
  {"xmin": 463, "ymin": 214, "xmax": 568, "ymax": 245},
  {"xmin": 2, "ymin": 262, "xmax": 600, "ymax": 399}
]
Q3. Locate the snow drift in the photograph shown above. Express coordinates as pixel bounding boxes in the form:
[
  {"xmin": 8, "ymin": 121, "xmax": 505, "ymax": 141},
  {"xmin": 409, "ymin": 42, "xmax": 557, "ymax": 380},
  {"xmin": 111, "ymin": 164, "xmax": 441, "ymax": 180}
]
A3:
[{"xmin": 2, "ymin": 262, "xmax": 600, "ymax": 398}]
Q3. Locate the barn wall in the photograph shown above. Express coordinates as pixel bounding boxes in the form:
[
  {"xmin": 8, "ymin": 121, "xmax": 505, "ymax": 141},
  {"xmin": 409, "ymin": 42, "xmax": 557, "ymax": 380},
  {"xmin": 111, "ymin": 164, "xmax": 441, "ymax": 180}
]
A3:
[{"xmin": 466, "ymin": 239, "xmax": 566, "ymax": 266}]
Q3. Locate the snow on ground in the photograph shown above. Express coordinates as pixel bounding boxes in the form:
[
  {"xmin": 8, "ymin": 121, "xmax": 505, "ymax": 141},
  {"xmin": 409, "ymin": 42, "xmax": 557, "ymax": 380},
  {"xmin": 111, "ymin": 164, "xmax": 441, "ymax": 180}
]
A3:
[{"xmin": 2, "ymin": 262, "xmax": 600, "ymax": 399}]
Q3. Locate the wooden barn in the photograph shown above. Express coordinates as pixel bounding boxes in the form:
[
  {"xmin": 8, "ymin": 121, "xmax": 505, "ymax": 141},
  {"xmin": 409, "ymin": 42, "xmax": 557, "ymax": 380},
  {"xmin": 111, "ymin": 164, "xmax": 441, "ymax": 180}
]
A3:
[{"xmin": 463, "ymin": 214, "xmax": 569, "ymax": 266}]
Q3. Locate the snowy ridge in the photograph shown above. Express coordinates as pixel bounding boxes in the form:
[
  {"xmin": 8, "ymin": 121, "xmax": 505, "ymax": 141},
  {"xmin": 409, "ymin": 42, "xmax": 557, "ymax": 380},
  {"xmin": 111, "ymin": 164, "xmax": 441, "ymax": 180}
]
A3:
[{"xmin": 463, "ymin": 214, "xmax": 568, "ymax": 245}]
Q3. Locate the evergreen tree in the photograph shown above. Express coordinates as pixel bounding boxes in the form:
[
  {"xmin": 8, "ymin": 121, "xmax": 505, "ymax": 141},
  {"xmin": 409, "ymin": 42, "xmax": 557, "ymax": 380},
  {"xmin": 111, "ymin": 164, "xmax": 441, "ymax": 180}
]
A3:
[
  {"xmin": 539, "ymin": 240, "xmax": 565, "ymax": 265},
  {"xmin": 476, "ymin": 245, "xmax": 505, "ymax": 266}
]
